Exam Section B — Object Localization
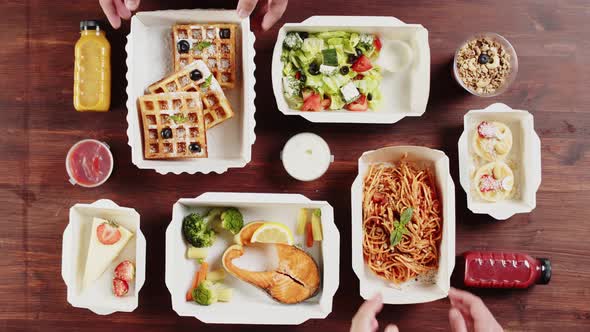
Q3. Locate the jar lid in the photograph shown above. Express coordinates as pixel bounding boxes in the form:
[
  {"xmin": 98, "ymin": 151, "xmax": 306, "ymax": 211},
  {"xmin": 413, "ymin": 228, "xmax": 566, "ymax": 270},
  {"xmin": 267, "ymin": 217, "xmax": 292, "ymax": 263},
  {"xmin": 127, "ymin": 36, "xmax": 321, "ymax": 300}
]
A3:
[
  {"xmin": 80, "ymin": 20, "xmax": 101, "ymax": 31},
  {"xmin": 538, "ymin": 258, "xmax": 551, "ymax": 284}
]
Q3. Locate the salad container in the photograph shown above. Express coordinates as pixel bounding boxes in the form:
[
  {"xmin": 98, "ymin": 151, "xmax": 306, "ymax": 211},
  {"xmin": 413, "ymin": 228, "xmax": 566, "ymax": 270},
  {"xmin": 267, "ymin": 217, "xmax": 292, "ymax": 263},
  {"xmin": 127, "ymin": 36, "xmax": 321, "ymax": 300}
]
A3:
[
  {"xmin": 458, "ymin": 103, "xmax": 541, "ymax": 220},
  {"xmin": 125, "ymin": 10, "xmax": 256, "ymax": 174},
  {"xmin": 165, "ymin": 193, "xmax": 340, "ymax": 324},
  {"xmin": 61, "ymin": 199, "xmax": 146, "ymax": 315},
  {"xmin": 272, "ymin": 16, "xmax": 430, "ymax": 124},
  {"xmin": 351, "ymin": 146, "xmax": 455, "ymax": 304}
]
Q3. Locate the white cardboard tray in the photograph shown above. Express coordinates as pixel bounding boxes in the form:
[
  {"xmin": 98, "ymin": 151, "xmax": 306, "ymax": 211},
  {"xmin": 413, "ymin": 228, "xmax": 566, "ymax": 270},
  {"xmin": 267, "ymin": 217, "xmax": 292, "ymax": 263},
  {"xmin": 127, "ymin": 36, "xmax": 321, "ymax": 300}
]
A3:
[
  {"xmin": 351, "ymin": 146, "xmax": 455, "ymax": 304},
  {"xmin": 165, "ymin": 192, "xmax": 340, "ymax": 324},
  {"xmin": 458, "ymin": 103, "xmax": 542, "ymax": 220},
  {"xmin": 271, "ymin": 16, "xmax": 430, "ymax": 124},
  {"xmin": 61, "ymin": 199, "xmax": 146, "ymax": 315},
  {"xmin": 125, "ymin": 9, "xmax": 256, "ymax": 174}
]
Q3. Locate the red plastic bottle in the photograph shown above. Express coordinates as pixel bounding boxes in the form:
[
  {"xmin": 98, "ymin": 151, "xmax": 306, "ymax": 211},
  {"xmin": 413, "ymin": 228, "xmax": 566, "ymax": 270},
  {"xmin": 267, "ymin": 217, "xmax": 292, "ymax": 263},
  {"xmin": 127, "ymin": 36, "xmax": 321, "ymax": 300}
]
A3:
[{"xmin": 463, "ymin": 251, "xmax": 551, "ymax": 288}]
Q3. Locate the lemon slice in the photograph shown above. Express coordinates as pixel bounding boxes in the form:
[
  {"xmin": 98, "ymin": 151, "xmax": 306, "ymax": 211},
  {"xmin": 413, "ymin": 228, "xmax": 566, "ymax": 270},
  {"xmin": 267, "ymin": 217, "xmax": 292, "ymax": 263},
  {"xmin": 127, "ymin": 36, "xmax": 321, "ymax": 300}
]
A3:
[{"xmin": 251, "ymin": 222, "xmax": 294, "ymax": 245}]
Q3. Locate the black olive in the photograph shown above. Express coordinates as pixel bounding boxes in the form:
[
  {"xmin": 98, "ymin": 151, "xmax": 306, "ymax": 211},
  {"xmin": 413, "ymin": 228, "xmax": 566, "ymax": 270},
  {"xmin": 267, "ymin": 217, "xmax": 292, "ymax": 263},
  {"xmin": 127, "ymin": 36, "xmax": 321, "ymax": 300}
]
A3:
[
  {"xmin": 299, "ymin": 74, "xmax": 307, "ymax": 82},
  {"xmin": 161, "ymin": 128, "xmax": 172, "ymax": 139},
  {"xmin": 189, "ymin": 69, "xmax": 203, "ymax": 81},
  {"xmin": 347, "ymin": 54, "xmax": 358, "ymax": 64},
  {"xmin": 298, "ymin": 32, "xmax": 309, "ymax": 39},
  {"xmin": 367, "ymin": 93, "xmax": 373, "ymax": 101},
  {"xmin": 340, "ymin": 66, "xmax": 350, "ymax": 75},
  {"xmin": 219, "ymin": 28, "xmax": 231, "ymax": 39},
  {"xmin": 478, "ymin": 54, "xmax": 490, "ymax": 64},
  {"xmin": 355, "ymin": 48, "xmax": 363, "ymax": 56},
  {"xmin": 189, "ymin": 143, "xmax": 201, "ymax": 153},
  {"xmin": 309, "ymin": 62, "xmax": 320, "ymax": 75},
  {"xmin": 177, "ymin": 40, "xmax": 190, "ymax": 54}
]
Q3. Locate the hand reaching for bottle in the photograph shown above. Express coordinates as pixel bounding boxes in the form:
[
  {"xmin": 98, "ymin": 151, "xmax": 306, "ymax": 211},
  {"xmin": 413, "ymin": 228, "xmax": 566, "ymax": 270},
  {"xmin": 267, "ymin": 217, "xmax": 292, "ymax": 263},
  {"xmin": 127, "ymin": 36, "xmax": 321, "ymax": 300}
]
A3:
[
  {"xmin": 99, "ymin": 0, "xmax": 288, "ymax": 30},
  {"xmin": 350, "ymin": 293, "xmax": 399, "ymax": 332},
  {"xmin": 99, "ymin": 0, "xmax": 140, "ymax": 29},
  {"xmin": 448, "ymin": 287, "xmax": 503, "ymax": 332}
]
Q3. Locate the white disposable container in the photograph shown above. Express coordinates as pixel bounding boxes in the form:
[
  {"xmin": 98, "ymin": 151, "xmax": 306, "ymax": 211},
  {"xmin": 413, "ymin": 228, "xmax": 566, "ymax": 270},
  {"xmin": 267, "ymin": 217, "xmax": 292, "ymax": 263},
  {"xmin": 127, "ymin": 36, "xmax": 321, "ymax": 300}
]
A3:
[
  {"xmin": 61, "ymin": 199, "xmax": 146, "ymax": 314},
  {"xmin": 458, "ymin": 103, "xmax": 541, "ymax": 220},
  {"xmin": 271, "ymin": 16, "xmax": 430, "ymax": 124},
  {"xmin": 165, "ymin": 193, "xmax": 340, "ymax": 324},
  {"xmin": 125, "ymin": 10, "xmax": 256, "ymax": 174},
  {"xmin": 351, "ymin": 146, "xmax": 455, "ymax": 304}
]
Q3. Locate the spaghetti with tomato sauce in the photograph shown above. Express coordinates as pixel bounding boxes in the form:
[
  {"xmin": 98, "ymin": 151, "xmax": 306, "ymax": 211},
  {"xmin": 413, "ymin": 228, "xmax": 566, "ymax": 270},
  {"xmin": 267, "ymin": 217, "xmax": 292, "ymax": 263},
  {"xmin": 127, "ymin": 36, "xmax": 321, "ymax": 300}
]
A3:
[{"xmin": 362, "ymin": 159, "xmax": 443, "ymax": 284}]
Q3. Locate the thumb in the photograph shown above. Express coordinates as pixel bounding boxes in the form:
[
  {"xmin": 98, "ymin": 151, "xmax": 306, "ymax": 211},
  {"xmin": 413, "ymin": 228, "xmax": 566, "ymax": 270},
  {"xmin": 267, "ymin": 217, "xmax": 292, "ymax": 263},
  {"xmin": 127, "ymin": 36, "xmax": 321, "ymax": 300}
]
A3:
[
  {"xmin": 449, "ymin": 308, "xmax": 468, "ymax": 332},
  {"xmin": 124, "ymin": 0, "xmax": 140, "ymax": 11},
  {"xmin": 384, "ymin": 324, "xmax": 399, "ymax": 332}
]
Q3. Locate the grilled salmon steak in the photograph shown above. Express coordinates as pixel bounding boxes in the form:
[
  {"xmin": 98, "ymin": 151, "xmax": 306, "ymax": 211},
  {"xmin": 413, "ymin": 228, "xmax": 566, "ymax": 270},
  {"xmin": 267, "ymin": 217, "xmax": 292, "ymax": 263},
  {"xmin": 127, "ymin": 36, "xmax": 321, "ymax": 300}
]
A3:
[{"xmin": 222, "ymin": 243, "xmax": 320, "ymax": 304}]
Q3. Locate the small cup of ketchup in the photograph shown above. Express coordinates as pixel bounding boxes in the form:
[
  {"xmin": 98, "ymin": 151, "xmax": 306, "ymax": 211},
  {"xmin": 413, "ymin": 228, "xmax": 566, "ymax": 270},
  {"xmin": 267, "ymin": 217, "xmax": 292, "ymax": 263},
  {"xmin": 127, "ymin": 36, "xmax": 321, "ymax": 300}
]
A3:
[{"xmin": 66, "ymin": 139, "xmax": 113, "ymax": 187}]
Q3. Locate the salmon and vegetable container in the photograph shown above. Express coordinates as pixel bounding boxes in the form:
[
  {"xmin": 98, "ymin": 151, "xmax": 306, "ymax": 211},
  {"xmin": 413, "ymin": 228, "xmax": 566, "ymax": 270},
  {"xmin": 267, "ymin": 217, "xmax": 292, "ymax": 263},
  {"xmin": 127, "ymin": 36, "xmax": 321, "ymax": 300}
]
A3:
[{"xmin": 164, "ymin": 193, "xmax": 339, "ymax": 324}]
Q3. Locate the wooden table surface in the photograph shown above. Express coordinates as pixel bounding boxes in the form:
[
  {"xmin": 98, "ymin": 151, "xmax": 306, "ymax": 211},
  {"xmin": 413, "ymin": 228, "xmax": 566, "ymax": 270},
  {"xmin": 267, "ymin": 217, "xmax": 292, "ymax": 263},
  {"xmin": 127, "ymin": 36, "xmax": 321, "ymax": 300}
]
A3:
[{"xmin": 2, "ymin": 0, "xmax": 590, "ymax": 331}]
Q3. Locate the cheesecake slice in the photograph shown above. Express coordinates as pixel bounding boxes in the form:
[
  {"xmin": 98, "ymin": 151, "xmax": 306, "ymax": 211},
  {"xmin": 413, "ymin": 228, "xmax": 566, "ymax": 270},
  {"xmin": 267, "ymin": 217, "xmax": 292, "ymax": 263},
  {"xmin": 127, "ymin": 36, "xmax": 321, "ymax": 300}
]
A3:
[{"xmin": 83, "ymin": 217, "xmax": 133, "ymax": 289}]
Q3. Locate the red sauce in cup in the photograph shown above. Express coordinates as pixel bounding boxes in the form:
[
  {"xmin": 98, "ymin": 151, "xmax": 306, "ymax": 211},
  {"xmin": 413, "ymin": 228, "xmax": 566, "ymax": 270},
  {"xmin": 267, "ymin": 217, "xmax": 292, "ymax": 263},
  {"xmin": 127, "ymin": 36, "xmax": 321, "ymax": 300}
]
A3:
[{"xmin": 66, "ymin": 139, "xmax": 113, "ymax": 187}]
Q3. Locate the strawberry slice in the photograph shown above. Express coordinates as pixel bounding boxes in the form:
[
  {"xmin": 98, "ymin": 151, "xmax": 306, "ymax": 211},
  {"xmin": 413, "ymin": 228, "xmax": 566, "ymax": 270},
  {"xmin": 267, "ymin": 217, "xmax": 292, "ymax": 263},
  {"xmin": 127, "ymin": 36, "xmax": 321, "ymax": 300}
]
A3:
[
  {"xmin": 114, "ymin": 260, "xmax": 135, "ymax": 281},
  {"xmin": 97, "ymin": 221, "xmax": 121, "ymax": 245},
  {"xmin": 112, "ymin": 278, "xmax": 129, "ymax": 297}
]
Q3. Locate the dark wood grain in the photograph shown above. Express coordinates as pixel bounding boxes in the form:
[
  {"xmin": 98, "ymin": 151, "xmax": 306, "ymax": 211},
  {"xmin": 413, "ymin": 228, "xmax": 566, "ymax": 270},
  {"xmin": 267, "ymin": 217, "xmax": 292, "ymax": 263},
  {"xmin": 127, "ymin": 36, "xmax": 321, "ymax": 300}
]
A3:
[{"xmin": 1, "ymin": 0, "xmax": 590, "ymax": 331}]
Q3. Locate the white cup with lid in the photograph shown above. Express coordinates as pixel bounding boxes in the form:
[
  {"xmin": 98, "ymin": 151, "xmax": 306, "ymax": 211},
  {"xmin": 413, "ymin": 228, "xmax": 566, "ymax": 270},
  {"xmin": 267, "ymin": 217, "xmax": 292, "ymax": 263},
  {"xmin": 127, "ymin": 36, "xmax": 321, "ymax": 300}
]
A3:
[{"xmin": 281, "ymin": 133, "xmax": 333, "ymax": 181}]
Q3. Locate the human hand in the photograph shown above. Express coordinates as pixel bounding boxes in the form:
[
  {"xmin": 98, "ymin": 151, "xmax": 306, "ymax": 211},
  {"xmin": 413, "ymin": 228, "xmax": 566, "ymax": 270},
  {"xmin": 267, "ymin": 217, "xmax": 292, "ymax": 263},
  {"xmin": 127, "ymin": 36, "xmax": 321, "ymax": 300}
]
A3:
[
  {"xmin": 237, "ymin": 0, "xmax": 288, "ymax": 31},
  {"xmin": 99, "ymin": 0, "xmax": 140, "ymax": 29},
  {"xmin": 350, "ymin": 294, "xmax": 399, "ymax": 332},
  {"xmin": 448, "ymin": 287, "xmax": 503, "ymax": 332}
]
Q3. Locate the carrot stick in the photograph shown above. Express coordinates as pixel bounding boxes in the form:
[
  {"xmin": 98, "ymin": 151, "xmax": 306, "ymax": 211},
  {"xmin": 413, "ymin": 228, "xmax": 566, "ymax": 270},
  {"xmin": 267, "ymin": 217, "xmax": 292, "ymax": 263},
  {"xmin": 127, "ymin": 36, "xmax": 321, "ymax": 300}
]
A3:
[
  {"xmin": 196, "ymin": 262, "xmax": 208, "ymax": 285},
  {"xmin": 306, "ymin": 222, "xmax": 313, "ymax": 248},
  {"xmin": 186, "ymin": 262, "xmax": 209, "ymax": 301}
]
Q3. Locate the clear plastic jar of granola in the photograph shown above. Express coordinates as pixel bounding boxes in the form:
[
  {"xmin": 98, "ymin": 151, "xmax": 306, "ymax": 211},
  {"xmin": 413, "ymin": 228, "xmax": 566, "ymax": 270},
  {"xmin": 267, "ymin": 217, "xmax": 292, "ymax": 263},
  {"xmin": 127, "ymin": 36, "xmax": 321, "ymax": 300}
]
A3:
[{"xmin": 453, "ymin": 33, "xmax": 518, "ymax": 97}]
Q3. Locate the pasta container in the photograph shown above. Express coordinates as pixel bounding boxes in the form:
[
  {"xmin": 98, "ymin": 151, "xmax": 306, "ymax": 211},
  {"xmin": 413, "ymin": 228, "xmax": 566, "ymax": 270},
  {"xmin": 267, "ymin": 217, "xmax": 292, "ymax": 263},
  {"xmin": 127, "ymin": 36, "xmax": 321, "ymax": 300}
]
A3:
[
  {"xmin": 61, "ymin": 199, "xmax": 146, "ymax": 314},
  {"xmin": 125, "ymin": 9, "xmax": 256, "ymax": 174},
  {"xmin": 271, "ymin": 16, "xmax": 430, "ymax": 124},
  {"xmin": 350, "ymin": 146, "xmax": 455, "ymax": 304},
  {"xmin": 458, "ymin": 103, "xmax": 542, "ymax": 220},
  {"xmin": 165, "ymin": 193, "xmax": 340, "ymax": 324}
]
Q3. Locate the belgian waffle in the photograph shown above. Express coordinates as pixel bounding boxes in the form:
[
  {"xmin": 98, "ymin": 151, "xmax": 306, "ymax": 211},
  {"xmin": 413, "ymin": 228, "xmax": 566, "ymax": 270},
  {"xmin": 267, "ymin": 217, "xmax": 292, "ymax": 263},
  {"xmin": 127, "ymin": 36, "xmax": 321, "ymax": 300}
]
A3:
[
  {"xmin": 148, "ymin": 60, "xmax": 234, "ymax": 129},
  {"xmin": 172, "ymin": 23, "xmax": 237, "ymax": 89},
  {"xmin": 138, "ymin": 92, "xmax": 207, "ymax": 159}
]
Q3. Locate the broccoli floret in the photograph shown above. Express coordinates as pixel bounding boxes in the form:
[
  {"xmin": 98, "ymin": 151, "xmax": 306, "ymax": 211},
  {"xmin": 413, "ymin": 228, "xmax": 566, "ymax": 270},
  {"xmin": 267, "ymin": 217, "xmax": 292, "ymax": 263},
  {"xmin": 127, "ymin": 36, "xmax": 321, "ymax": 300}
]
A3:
[
  {"xmin": 182, "ymin": 213, "xmax": 216, "ymax": 248},
  {"xmin": 220, "ymin": 208, "xmax": 244, "ymax": 235},
  {"xmin": 193, "ymin": 280, "xmax": 218, "ymax": 305}
]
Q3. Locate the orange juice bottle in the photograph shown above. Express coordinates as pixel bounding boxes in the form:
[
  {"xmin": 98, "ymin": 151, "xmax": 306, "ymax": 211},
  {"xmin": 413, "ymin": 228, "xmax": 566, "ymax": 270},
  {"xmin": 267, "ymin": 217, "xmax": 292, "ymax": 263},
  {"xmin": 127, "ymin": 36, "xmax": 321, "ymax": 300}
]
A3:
[{"xmin": 74, "ymin": 20, "xmax": 111, "ymax": 111}]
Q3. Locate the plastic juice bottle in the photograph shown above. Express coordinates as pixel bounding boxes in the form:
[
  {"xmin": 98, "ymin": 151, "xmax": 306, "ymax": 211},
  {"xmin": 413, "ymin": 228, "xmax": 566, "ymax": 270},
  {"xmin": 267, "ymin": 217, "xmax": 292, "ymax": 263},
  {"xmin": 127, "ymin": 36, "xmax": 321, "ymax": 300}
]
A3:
[
  {"xmin": 463, "ymin": 251, "xmax": 551, "ymax": 289},
  {"xmin": 74, "ymin": 20, "xmax": 111, "ymax": 111}
]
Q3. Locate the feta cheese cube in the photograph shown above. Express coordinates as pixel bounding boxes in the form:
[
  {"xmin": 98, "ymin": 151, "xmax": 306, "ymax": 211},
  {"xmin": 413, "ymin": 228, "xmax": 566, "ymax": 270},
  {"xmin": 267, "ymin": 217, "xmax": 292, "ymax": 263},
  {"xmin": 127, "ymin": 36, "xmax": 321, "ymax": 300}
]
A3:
[
  {"xmin": 340, "ymin": 82, "xmax": 360, "ymax": 103},
  {"xmin": 319, "ymin": 64, "xmax": 338, "ymax": 76}
]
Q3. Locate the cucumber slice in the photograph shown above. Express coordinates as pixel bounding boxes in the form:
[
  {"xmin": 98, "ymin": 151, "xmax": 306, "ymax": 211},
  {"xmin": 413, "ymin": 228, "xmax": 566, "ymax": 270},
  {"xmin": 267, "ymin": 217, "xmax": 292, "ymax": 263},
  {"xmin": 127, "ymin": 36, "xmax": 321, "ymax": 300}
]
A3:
[{"xmin": 322, "ymin": 48, "xmax": 338, "ymax": 66}]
